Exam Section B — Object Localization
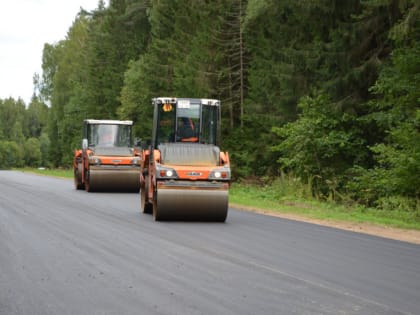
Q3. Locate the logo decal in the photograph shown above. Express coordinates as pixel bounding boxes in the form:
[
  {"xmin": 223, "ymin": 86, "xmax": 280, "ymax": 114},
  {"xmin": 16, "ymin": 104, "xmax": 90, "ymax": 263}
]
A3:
[{"xmin": 187, "ymin": 171, "xmax": 202, "ymax": 176}]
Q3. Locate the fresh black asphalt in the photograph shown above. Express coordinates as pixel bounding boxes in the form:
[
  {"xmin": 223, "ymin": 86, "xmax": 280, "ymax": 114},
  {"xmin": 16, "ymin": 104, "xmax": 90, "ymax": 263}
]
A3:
[{"xmin": 1, "ymin": 171, "xmax": 419, "ymax": 314}]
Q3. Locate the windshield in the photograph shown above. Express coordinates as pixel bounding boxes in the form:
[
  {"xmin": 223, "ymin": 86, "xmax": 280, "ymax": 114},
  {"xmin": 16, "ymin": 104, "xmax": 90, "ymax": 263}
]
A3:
[
  {"xmin": 88, "ymin": 124, "xmax": 132, "ymax": 147},
  {"xmin": 176, "ymin": 102, "xmax": 200, "ymax": 142}
]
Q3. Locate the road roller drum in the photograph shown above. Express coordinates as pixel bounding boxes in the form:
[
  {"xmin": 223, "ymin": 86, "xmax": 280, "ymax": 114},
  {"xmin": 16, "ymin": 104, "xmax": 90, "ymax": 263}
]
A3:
[
  {"xmin": 153, "ymin": 183, "xmax": 229, "ymax": 221},
  {"xmin": 87, "ymin": 167, "xmax": 140, "ymax": 192}
]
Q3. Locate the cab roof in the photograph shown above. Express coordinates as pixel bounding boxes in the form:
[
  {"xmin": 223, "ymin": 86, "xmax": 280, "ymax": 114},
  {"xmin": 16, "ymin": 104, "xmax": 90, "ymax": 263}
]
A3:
[
  {"xmin": 84, "ymin": 119, "xmax": 133, "ymax": 125},
  {"xmin": 152, "ymin": 97, "xmax": 220, "ymax": 106}
]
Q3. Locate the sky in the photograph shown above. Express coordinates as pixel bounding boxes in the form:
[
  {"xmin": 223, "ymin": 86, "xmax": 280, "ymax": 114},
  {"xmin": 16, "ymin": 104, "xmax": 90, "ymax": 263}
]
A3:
[{"xmin": 0, "ymin": 0, "xmax": 107, "ymax": 105}]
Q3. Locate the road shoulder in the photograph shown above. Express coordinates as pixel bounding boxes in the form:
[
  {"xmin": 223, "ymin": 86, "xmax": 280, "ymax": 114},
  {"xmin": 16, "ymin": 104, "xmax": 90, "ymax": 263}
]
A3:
[{"xmin": 230, "ymin": 203, "xmax": 420, "ymax": 245}]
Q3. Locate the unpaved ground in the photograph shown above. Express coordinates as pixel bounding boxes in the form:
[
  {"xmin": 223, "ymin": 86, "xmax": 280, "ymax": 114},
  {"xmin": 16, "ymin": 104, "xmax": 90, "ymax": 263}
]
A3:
[{"xmin": 231, "ymin": 204, "xmax": 420, "ymax": 245}]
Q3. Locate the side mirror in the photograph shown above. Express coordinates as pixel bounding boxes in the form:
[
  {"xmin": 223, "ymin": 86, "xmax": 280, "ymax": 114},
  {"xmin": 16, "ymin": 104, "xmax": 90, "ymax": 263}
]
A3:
[{"xmin": 82, "ymin": 138, "xmax": 88, "ymax": 150}]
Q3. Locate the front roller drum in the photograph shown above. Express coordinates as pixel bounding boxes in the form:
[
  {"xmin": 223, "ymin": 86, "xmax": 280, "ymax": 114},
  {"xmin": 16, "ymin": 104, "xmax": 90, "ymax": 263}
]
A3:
[
  {"xmin": 154, "ymin": 188, "xmax": 228, "ymax": 222},
  {"xmin": 87, "ymin": 168, "xmax": 140, "ymax": 192}
]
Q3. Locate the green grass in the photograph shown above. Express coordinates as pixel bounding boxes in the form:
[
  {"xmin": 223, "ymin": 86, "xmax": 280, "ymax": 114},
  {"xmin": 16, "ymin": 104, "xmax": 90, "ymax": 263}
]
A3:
[
  {"xmin": 230, "ymin": 182, "xmax": 420, "ymax": 231},
  {"xmin": 17, "ymin": 167, "xmax": 74, "ymax": 179},
  {"xmin": 17, "ymin": 168, "xmax": 420, "ymax": 231}
]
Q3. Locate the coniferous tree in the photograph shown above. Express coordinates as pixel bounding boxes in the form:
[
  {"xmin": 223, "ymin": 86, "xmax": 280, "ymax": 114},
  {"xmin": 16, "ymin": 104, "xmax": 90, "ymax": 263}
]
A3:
[
  {"xmin": 349, "ymin": 2, "xmax": 420, "ymax": 206},
  {"xmin": 43, "ymin": 13, "xmax": 92, "ymax": 165},
  {"xmin": 84, "ymin": 0, "xmax": 149, "ymax": 119}
]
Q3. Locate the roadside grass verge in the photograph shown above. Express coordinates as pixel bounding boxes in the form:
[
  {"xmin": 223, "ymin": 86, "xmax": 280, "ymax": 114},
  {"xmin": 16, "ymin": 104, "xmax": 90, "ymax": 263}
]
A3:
[
  {"xmin": 17, "ymin": 167, "xmax": 73, "ymax": 179},
  {"xmin": 230, "ymin": 182, "xmax": 420, "ymax": 231},
  {"xmin": 17, "ymin": 168, "xmax": 420, "ymax": 231}
]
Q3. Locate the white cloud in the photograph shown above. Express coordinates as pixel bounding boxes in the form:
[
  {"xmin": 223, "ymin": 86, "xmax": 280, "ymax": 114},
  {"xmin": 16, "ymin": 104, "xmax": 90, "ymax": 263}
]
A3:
[{"xmin": 0, "ymin": 0, "xmax": 106, "ymax": 104}]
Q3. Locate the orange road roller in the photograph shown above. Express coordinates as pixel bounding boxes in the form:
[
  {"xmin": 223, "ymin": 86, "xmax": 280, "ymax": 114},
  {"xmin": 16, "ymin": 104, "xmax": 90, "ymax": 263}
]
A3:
[
  {"xmin": 74, "ymin": 119, "xmax": 141, "ymax": 192},
  {"xmin": 140, "ymin": 98, "xmax": 231, "ymax": 221}
]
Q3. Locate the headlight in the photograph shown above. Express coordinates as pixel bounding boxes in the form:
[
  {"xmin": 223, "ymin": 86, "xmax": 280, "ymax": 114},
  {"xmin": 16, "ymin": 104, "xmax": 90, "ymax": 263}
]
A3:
[
  {"xmin": 156, "ymin": 165, "xmax": 178, "ymax": 179},
  {"xmin": 209, "ymin": 168, "xmax": 230, "ymax": 180}
]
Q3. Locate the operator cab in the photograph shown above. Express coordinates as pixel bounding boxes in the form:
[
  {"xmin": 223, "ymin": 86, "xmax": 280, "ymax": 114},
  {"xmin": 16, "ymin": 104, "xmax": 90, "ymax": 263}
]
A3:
[{"xmin": 152, "ymin": 98, "xmax": 220, "ymax": 148}]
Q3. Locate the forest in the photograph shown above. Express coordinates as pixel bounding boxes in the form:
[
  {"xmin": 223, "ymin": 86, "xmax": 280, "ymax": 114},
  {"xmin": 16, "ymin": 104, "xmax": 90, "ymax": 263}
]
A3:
[{"xmin": 0, "ymin": 0, "xmax": 419, "ymax": 213}]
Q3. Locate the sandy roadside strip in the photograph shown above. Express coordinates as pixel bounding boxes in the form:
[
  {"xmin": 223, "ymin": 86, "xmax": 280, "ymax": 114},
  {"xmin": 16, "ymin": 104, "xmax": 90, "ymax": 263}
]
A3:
[{"xmin": 230, "ymin": 203, "xmax": 420, "ymax": 245}]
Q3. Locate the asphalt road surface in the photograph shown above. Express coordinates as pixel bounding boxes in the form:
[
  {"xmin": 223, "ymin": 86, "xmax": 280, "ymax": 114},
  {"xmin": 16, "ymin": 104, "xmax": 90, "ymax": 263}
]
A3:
[{"xmin": 1, "ymin": 170, "xmax": 419, "ymax": 315}]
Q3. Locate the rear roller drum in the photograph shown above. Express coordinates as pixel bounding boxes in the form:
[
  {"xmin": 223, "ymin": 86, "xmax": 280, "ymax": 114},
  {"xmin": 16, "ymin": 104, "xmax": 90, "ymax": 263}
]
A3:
[
  {"xmin": 141, "ymin": 177, "xmax": 153, "ymax": 214},
  {"xmin": 74, "ymin": 163, "xmax": 85, "ymax": 190},
  {"xmin": 84, "ymin": 169, "xmax": 93, "ymax": 192}
]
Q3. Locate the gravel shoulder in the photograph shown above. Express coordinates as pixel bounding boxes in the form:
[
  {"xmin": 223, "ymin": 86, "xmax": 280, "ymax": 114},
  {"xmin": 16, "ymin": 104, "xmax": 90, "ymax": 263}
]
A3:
[{"xmin": 231, "ymin": 203, "xmax": 420, "ymax": 245}]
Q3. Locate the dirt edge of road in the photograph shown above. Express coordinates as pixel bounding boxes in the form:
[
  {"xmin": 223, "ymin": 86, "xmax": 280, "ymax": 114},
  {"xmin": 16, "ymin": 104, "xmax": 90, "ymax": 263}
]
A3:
[{"xmin": 230, "ymin": 203, "xmax": 420, "ymax": 245}]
